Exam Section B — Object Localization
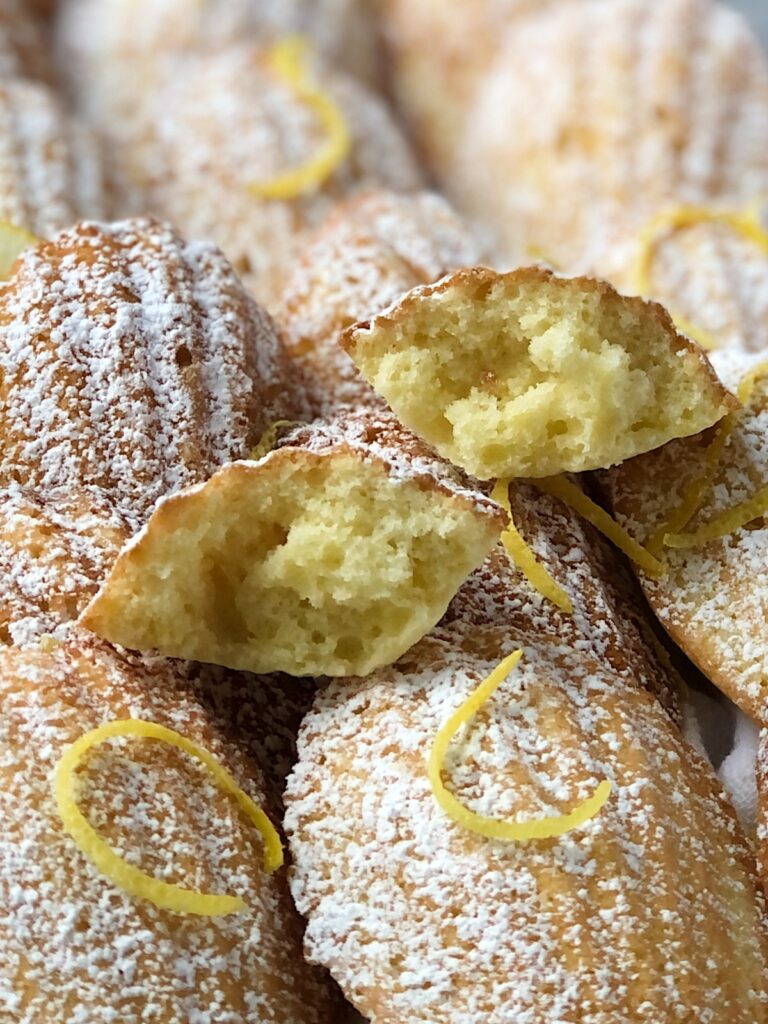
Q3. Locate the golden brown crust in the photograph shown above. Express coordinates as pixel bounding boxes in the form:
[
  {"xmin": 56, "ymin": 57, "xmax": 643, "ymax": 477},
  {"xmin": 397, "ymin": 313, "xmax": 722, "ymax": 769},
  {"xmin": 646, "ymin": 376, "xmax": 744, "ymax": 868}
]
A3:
[
  {"xmin": 0, "ymin": 0, "xmax": 51, "ymax": 81},
  {"xmin": 0, "ymin": 218, "xmax": 307, "ymax": 648}
]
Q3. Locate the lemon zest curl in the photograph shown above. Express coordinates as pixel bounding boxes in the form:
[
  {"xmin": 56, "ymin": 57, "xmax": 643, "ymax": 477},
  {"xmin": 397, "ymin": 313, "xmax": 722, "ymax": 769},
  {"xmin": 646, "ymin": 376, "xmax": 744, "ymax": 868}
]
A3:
[
  {"xmin": 0, "ymin": 221, "xmax": 39, "ymax": 279},
  {"xmin": 248, "ymin": 36, "xmax": 351, "ymax": 199},
  {"xmin": 54, "ymin": 719, "xmax": 283, "ymax": 917},
  {"xmin": 428, "ymin": 651, "xmax": 612, "ymax": 841},
  {"xmin": 660, "ymin": 361, "xmax": 768, "ymax": 551},
  {"xmin": 633, "ymin": 203, "xmax": 768, "ymax": 351}
]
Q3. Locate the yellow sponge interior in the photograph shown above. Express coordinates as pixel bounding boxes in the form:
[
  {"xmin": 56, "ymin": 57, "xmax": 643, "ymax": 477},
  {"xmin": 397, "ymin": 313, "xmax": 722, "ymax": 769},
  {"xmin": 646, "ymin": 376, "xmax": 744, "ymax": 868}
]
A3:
[
  {"xmin": 348, "ymin": 273, "xmax": 731, "ymax": 480},
  {"xmin": 82, "ymin": 452, "xmax": 499, "ymax": 677}
]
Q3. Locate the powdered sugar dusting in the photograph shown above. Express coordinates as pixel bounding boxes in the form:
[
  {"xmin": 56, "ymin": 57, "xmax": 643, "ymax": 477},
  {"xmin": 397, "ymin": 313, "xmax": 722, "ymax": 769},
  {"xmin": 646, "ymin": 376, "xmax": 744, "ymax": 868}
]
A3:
[
  {"xmin": 0, "ymin": 630, "xmax": 340, "ymax": 1023},
  {"xmin": 0, "ymin": 218, "xmax": 302, "ymax": 528},
  {"xmin": 285, "ymin": 485, "xmax": 767, "ymax": 1022},
  {"xmin": 131, "ymin": 43, "xmax": 420, "ymax": 309},
  {"xmin": 453, "ymin": 0, "xmax": 768, "ymax": 283},
  {"xmin": 56, "ymin": 0, "xmax": 381, "ymax": 127}
]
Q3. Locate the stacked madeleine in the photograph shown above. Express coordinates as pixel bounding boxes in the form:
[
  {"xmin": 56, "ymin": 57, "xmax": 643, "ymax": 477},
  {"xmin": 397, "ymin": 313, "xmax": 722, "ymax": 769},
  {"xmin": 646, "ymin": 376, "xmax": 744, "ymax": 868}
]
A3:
[{"xmin": 0, "ymin": 2, "xmax": 766, "ymax": 1024}]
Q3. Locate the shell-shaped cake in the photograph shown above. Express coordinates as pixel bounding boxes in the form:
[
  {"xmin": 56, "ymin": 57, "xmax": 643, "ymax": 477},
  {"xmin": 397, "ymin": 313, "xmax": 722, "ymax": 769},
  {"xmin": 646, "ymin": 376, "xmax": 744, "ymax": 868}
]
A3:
[
  {"xmin": 0, "ymin": 633, "xmax": 342, "ymax": 1023},
  {"xmin": 276, "ymin": 190, "xmax": 480, "ymax": 415},
  {"xmin": 56, "ymin": 0, "xmax": 381, "ymax": 127},
  {"xmin": 0, "ymin": 78, "xmax": 109, "ymax": 238},
  {"xmin": 133, "ymin": 43, "xmax": 421, "ymax": 307},
  {"xmin": 603, "ymin": 349, "xmax": 768, "ymax": 725},
  {"xmin": 0, "ymin": 0, "xmax": 50, "ymax": 82},
  {"xmin": 285, "ymin": 488, "xmax": 768, "ymax": 1022},
  {"xmin": 286, "ymin": 640, "xmax": 768, "ymax": 1023},
  {"xmin": 455, "ymin": 0, "xmax": 768, "ymax": 276},
  {"xmin": 0, "ymin": 218, "xmax": 305, "ymax": 525}
]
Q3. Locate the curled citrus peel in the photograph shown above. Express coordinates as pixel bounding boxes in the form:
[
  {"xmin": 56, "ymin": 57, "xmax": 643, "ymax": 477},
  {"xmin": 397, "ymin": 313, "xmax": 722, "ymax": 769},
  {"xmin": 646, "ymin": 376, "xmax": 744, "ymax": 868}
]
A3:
[
  {"xmin": 491, "ymin": 479, "xmax": 572, "ymax": 613},
  {"xmin": 54, "ymin": 719, "xmax": 283, "ymax": 916},
  {"xmin": 250, "ymin": 419, "xmax": 302, "ymax": 460},
  {"xmin": 248, "ymin": 36, "xmax": 351, "ymax": 200},
  {"xmin": 660, "ymin": 361, "xmax": 768, "ymax": 551},
  {"xmin": 633, "ymin": 203, "xmax": 768, "ymax": 351},
  {"xmin": 428, "ymin": 651, "xmax": 612, "ymax": 841},
  {"xmin": 532, "ymin": 475, "xmax": 666, "ymax": 578},
  {"xmin": 0, "ymin": 221, "xmax": 39, "ymax": 279}
]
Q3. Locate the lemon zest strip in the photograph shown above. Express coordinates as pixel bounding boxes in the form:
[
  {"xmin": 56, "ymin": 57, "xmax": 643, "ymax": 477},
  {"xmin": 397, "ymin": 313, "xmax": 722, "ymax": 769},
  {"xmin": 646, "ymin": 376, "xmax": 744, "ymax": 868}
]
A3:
[
  {"xmin": 428, "ymin": 651, "xmax": 612, "ymax": 841},
  {"xmin": 54, "ymin": 718, "xmax": 284, "ymax": 916},
  {"xmin": 0, "ymin": 221, "xmax": 39, "ymax": 280},
  {"xmin": 491, "ymin": 479, "xmax": 572, "ymax": 613},
  {"xmin": 663, "ymin": 483, "xmax": 768, "ymax": 550},
  {"xmin": 657, "ymin": 360, "xmax": 768, "ymax": 551},
  {"xmin": 633, "ymin": 204, "xmax": 768, "ymax": 351},
  {"xmin": 533, "ymin": 475, "xmax": 666, "ymax": 578},
  {"xmin": 250, "ymin": 419, "xmax": 302, "ymax": 460},
  {"xmin": 646, "ymin": 418, "xmax": 735, "ymax": 557},
  {"xmin": 248, "ymin": 36, "xmax": 351, "ymax": 199}
]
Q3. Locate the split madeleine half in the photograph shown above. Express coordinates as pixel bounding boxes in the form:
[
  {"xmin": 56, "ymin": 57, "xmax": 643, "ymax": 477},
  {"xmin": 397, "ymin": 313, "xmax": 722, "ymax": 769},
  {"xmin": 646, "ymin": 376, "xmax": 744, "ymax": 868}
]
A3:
[
  {"xmin": 81, "ymin": 414, "xmax": 504, "ymax": 678},
  {"xmin": 342, "ymin": 266, "xmax": 736, "ymax": 480}
]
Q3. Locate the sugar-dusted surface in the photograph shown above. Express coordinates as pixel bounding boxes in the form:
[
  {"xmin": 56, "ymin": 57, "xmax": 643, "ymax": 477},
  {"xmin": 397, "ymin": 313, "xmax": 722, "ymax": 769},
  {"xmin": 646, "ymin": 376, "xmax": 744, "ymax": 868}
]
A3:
[
  {"xmin": 0, "ymin": 218, "xmax": 306, "ymax": 646},
  {"xmin": 604, "ymin": 349, "xmax": 768, "ymax": 724},
  {"xmin": 286, "ymin": 484, "xmax": 768, "ymax": 1022},
  {"xmin": 129, "ymin": 44, "xmax": 420, "ymax": 309},
  {"xmin": 0, "ymin": 78, "xmax": 108, "ymax": 238},
  {"xmin": 379, "ymin": 0, "xmax": 558, "ymax": 176},
  {"xmin": 0, "ymin": 218, "xmax": 304, "ymax": 526},
  {"xmin": 276, "ymin": 191, "xmax": 480, "ymax": 414},
  {"xmin": 0, "ymin": 630, "xmax": 341, "ymax": 1023}
]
